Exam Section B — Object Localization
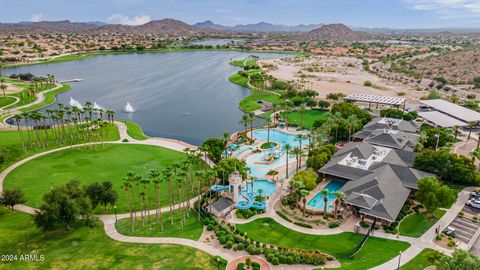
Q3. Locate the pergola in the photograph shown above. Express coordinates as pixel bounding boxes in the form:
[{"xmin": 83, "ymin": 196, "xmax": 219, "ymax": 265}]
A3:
[{"xmin": 344, "ymin": 94, "xmax": 406, "ymax": 110}]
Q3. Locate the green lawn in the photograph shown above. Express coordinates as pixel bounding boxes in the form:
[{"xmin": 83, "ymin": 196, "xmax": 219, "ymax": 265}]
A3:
[
  {"xmin": 0, "ymin": 96, "xmax": 16, "ymax": 108},
  {"xmin": 236, "ymin": 218, "xmax": 410, "ymax": 270},
  {"xmin": 400, "ymin": 248, "xmax": 443, "ymax": 270},
  {"xmin": 0, "ymin": 124, "xmax": 120, "ymax": 172},
  {"xmin": 229, "ymin": 59, "xmax": 257, "ymax": 67},
  {"xmin": 3, "ymin": 144, "xmax": 200, "ymax": 214},
  {"xmin": 238, "ymin": 92, "xmax": 284, "ymax": 112},
  {"xmin": 120, "ymin": 120, "xmax": 149, "ymax": 140},
  {"xmin": 280, "ymin": 109, "xmax": 329, "ymax": 129},
  {"xmin": 0, "ymin": 207, "xmax": 219, "ymax": 270},
  {"xmin": 399, "ymin": 210, "xmax": 446, "ymax": 237},
  {"xmin": 116, "ymin": 210, "xmax": 204, "ymax": 239}
]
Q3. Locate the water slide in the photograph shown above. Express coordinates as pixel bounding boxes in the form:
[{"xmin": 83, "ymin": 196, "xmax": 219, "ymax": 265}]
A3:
[
  {"xmin": 211, "ymin": 185, "xmax": 230, "ymax": 192},
  {"xmin": 236, "ymin": 189, "xmax": 266, "ymax": 210}
]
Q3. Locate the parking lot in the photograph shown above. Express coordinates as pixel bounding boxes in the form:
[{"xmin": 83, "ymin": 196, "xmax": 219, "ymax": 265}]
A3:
[{"xmin": 446, "ymin": 209, "xmax": 480, "ymax": 244}]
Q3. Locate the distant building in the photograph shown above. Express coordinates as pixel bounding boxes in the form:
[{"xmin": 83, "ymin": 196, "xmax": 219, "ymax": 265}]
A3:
[{"xmin": 419, "ymin": 99, "xmax": 480, "ymax": 128}]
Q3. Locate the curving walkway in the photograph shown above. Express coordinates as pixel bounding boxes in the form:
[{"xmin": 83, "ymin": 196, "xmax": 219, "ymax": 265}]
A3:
[{"xmin": 0, "ymin": 95, "xmax": 20, "ymax": 111}]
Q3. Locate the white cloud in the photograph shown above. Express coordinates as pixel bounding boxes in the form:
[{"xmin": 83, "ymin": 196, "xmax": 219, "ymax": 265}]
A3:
[
  {"xmin": 31, "ymin": 13, "xmax": 44, "ymax": 22},
  {"xmin": 107, "ymin": 14, "xmax": 151, "ymax": 25},
  {"xmin": 405, "ymin": 0, "xmax": 480, "ymax": 19}
]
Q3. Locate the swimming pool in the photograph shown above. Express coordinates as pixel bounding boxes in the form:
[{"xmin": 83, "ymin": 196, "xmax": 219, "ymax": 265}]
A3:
[
  {"xmin": 307, "ymin": 180, "xmax": 346, "ymax": 210},
  {"xmin": 242, "ymin": 179, "xmax": 276, "ymax": 197},
  {"xmin": 252, "ymin": 129, "xmax": 308, "ymax": 148},
  {"xmin": 246, "ymin": 151, "xmax": 286, "ymax": 178}
]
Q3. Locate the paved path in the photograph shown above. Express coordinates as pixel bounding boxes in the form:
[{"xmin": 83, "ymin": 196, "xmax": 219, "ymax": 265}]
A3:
[{"xmin": 0, "ymin": 95, "xmax": 20, "ymax": 111}]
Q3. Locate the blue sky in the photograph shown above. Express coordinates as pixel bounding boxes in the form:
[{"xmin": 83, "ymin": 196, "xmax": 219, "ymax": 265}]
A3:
[{"xmin": 1, "ymin": 0, "xmax": 480, "ymax": 28}]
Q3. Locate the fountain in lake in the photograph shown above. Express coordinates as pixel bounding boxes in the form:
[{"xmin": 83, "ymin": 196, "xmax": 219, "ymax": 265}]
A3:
[
  {"xmin": 125, "ymin": 102, "xmax": 135, "ymax": 113},
  {"xmin": 69, "ymin": 97, "xmax": 83, "ymax": 109}
]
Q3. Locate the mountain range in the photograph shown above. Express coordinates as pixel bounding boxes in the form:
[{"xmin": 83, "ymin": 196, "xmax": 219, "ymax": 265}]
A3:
[{"xmin": 193, "ymin": 20, "xmax": 324, "ymax": 33}]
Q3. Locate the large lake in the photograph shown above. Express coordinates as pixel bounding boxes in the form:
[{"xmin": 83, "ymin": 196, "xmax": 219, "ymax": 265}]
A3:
[{"xmin": 6, "ymin": 50, "xmax": 289, "ymax": 145}]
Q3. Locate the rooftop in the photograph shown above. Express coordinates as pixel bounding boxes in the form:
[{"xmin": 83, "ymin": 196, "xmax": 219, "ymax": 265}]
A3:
[
  {"xmin": 420, "ymin": 99, "xmax": 480, "ymax": 123},
  {"xmin": 417, "ymin": 110, "xmax": 469, "ymax": 128},
  {"xmin": 344, "ymin": 94, "xmax": 405, "ymax": 106}
]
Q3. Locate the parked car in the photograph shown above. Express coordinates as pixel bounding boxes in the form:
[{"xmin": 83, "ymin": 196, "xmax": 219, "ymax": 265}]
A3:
[
  {"xmin": 443, "ymin": 227, "xmax": 456, "ymax": 237},
  {"xmin": 470, "ymin": 192, "xmax": 480, "ymax": 200},
  {"xmin": 466, "ymin": 199, "xmax": 480, "ymax": 210}
]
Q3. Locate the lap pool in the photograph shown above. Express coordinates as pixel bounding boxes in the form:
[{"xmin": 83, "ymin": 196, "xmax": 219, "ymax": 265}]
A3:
[
  {"xmin": 307, "ymin": 180, "xmax": 346, "ymax": 210},
  {"xmin": 251, "ymin": 129, "xmax": 308, "ymax": 148}
]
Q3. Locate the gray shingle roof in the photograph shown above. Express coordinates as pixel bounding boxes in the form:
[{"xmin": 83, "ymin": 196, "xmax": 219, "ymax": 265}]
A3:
[
  {"xmin": 363, "ymin": 117, "xmax": 420, "ymax": 134},
  {"xmin": 212, "ymin": 197, "xmax": 234, "ymax": 213}
]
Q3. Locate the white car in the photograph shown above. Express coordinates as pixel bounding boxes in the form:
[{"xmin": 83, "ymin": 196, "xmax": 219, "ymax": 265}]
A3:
[{"xmin": 466, "ymin": 199, "xmax": 480, "ymax": 209}]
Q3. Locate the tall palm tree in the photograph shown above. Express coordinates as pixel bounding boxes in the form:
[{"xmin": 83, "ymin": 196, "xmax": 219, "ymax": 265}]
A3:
[
  {"xmin": 248, "ymin": 112, "xmax": 255, "ymax": 136},
  {"xmin": 140, "ymin": 176, "xmax": 151, "ymax": 228},
  {"xmin": 292, "ymin": 147, "xmax": 302, "ymax": 171},
  {"xmin": 121, "ymin": 178, "xmax": 135, "ymax": 233},
  {"xmin": 162, "ymin": 167, "xmax": 174, "ymax": 225},
  {"xmin": 468, "ymin": 121, "xmax": 476, "ymax": 140},
  {"xmin": 240, "ymin": 114, "xmax": 249, "ymax": 134},
  {"xmin": 295, "ymin": 134, "xmax": 305, "ymax": 164},
  {"xmin": 283, "ymin": 144, "xmax": 291, "ymax": 178},
  {"xmin": 333, "ymin": 191, "xmax": 345, "ymax": 220},
  {"xmin": 0, "ymin": 78, "xmax": 6, "ymax": 97},
  {"xmin": 265, "ymin": 117, "xmax": 273, "ymax": 144},
  {"xmin": 299, "ymin": 103, "xmax": 306, "ymax": 129},
  {"xmin": 320, "ymin": 188, "xmax": 330, "ymax": 217},
  {"xmin": 332, "ymin": 112, "xmax": 343, "ymax": 141},
  {"xmin": 290, "ymin": 180, "xmax": 305, "ymax": 209},
  {"xmin": 347, "ymin": 114, "xmax": 360, "ymax": 141},
  {"xmin": 149, "ymin": 169, "xmax": 163, "ymax": 231},
  {"xmin": 13, "ymin": 114, "xmax": 26, "ymax": 154}
]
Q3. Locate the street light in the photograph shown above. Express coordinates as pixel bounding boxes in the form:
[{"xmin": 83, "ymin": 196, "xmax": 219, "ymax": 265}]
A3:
[
  {"xmin": 397, "ymin": 251, "xmax": 402, "ymax": 270},
  {"xmin": 216, "ymin": 258, "xmax": 220, "ymax": 270},
  {"xmin": 114, "ymin": 205, "xmax": 117, "ymax": 223}
]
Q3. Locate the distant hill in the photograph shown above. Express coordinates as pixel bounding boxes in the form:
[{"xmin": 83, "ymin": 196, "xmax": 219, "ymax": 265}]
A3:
[
  {"xmin": 0, "ymin": 20, "xmax": 98, "ymax": 33},
  {"xmin": 194, "ymin": 20, "xmax": 230, "ymax": 31},
  {"xmin": 194, "ymin": 21, "xmax": 323, "ymax": 33},
  {"xmin": 300, "ymin": 23, "xmax": 370, "ymax": 41}
]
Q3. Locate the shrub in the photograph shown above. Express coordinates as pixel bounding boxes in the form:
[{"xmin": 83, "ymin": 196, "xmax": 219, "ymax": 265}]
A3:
[
  {"xmin": 219, "ymin": 236, "xmax": 227, "ymax": 244},
  {"xmin": 236, "ymin": 263, "xmax": 244, "ymax": 270},
  {"xmin": 247, "ymin": 245, "xmax": 255, "ymax": 255},
  {"xmin": 211, "ymin": 256, "xmax": 227, "ymax": 268},
  {"xmin": 207, "ymin": 224, "xmax": 213, "ymax": 231},
  {"xmin": 364, "ymin": 80, "xmax": 373, "ymax": 86},
  {"xmin": 458, "ymin": 211, "xmax": 464, "ymax": 217},
  {"xmin": 329, "ymin": 221, "xmax": 339, "ymax": 228},
  {"xmin": 294, "ymin": 222, "xmax": 313, "ymax": 228},
  {"xmin": 237, "ymin": 242, "xmax": 245, "ymax": 250},
  {"xmin": 276, "ymin": 211, "xmax": 292, "ymax": 222},
  {"xmin": 359, "ymin": 220, "xmax": 369, "ymax": 228},
  {"xmin": 448, "ymin": 240, "xmax": 455, "ymax": 247},
  {"xmin": 473, "ymin": 216, "xmax": 478, "ymax": 222},
  {"xmin": 271, "ymin": 257, "xmax": 280, "ymax": 265},
  {"xmin": 252, "ymin": 262, "xmax": 260, "ymax": 270},
  {"xmin": 122, "ymin": 139, "xmax": 129, "ymax": 142},
  {"xmin": 224, "ymin": 240, "xmax": 233, "ymax": 249}
]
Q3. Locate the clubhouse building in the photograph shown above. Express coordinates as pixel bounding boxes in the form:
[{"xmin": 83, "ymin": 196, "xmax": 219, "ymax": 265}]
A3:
[{"xmin": 319, "ymin": 117, "xmax": 432, "ymax": 224}]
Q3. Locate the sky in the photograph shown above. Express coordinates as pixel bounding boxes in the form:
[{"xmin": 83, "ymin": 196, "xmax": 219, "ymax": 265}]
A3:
[{"xmin": 1, "ymin": 0, "xmax": 480, "ymax": 28}]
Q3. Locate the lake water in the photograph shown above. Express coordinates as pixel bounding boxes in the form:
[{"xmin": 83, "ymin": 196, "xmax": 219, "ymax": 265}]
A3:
[{"xmin": 6, "ymin": 50, "xmax": 289, "ymax": 145}]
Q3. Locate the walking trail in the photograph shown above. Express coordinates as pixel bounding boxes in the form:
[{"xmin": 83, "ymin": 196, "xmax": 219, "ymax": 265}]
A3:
[{"xmin": 0, "ymin": 121, "xmax": 475, "ymax": 269}]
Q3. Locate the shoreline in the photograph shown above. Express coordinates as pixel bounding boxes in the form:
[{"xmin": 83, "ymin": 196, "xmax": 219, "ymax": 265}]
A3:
[{"xmin": 2, "ymin": 48, "xmax": 306, "ymax": 68}]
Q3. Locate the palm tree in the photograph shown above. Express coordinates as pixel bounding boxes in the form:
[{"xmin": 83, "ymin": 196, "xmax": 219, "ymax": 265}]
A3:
[
  {"xmin": 149, "ymin": 169, "xmax": 163, "ymax": 231},
  {"xmin": 320, "ymin": 188, "xmax": 330, "ymax": 217},
  {"xmin": 13, "ymin": 114, "xmax": 26, "ymax": 154},
  {"xmin": 248, "ymin": 112, "xmax": 255, "ymax": 136},
  {"xmin": 163, "ymin": 167, "xmax": 174, "ymax": 225},
  {"xmin": 0, "ymin": 78, "xmax": 6, "ymax": 97},
  {"xmin": 301, "ymin": 190, "xmax": 309, "ymax": 216},
  {"xmin": 332, "ymin": 112, "xmax": 343, "ymax": 140},
  {"xmin": 295, "ymin": 134, "xmax": 305, "ymax": 164},
  {"xmin": 265, "ymin": 117, "xmax": 273, "ymax": 144},
  {"xmin": 292, "ymin": 147, "xmax": 302, "ymax": 171},
  {"xmin": 121, "ymin": 178, "xmax": 135, "ymax": 233},
  {"xmin": 468, "ymin": 121, "xmax": 476, "ymax": 140},
  {"xmin": 299, "ymin": 104, "xmax": 306, "ymax": 129},
  {"xmin": 290, "ymin": 180, "xmax": 306, "ymax": 209},
  {"xmin": 333, "ymin": 191, "xmax": 345, "ymax": 220},
  {"xmin": 240, "ymin": 114, "xmax": 249, "ymax": 134},
  {"xmin": 347, "ymin": 114, "xmax": 360, "ymax": 141},
  {"xmin": 283, "ymin": 144, "xmax": 291, "ymax": 178},
  {"xmin": 453, "ymin": 125, "xmax": 460, "ymax": 140}
]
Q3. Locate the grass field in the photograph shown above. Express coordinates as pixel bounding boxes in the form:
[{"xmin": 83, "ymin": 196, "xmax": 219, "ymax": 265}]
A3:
[
  {"xmin": 3, "ymin": 144, "xmax": 198, "ymax": 214},
  {"xmin": 120, "ymin": 120, "xmax": 149, "ymax": 140},
  {"xmin": 238, "ymin": 92, "xmax": 284, "ymax": 112},
  {"xmin": 115, "ymin": 210, "xmax": 204, "ymax": 239},
  {"xmin": 399, "ymin": 210, "xmax": 446, "ymax": 237},
  {"xmin": 0, "ymin": 124, "xmax": 120, "ymax": 172},
  {"xmin": 236, "ymin": 218, "xmax": 410, "ymax": 270},
  {"xmin": 0, "ymin": 96, "xmax": 16, "ymax": 108},
  {"xmin": 0, "ymin": 207, "xmax": 219, "ymax": 270},
  {"xmin": 400, "ymin": 248, "xmax": 443, "ymax": 270},
  {"xmin": 280, "ymin": 109, "xmax": 329, "ymax": 129}
]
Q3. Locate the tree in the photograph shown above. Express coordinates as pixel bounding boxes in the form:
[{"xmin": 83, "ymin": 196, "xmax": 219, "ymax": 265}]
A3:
[
  {"xmin": 149, "ymin": 169, "xmax": 163, "ymax": 230},
  {"xmin": 265, "ymin": 117, "xmax": 273, "ymax": 143},
  {"xmin": 415, "ymin": 177, "xmax": 455, "ymax": 216},
  {"xmin": 320, "ymin": 188, "xmax": 330, "ymax": 217},
  {"xmin": 214, "ymin": 158, "xmax": 248, "ymax": 182},
  {"xmin": 201, "ymin": 138, "xmax": 226, "ymax": 162},
  {"xmin": 333, "ymin": 191, "xmax": 345, "ymax": 219},
  {"xmin": 436, "ymin": 249, "xmax": 480, "ymax": 270},
  {"xmin": 318, "ymin": 100, "xmax": 330, "ymax": 111},
  {"xmin": 84, "ymin": 181, "xmax": 118, "ymax": 211},
  {"xmin": 0, "ymin": 188, "xmax": 26, "ymax": 211},
  {"xmin": 331, "ymin": 102, "xmax": 372, "ymax": 125},
  {"xmin": 283, "ymin": 144, "xmax": 291, "ymax": 178},
  {"xmin": 292, "ymin": 169, "xmax": 318, "ymax": 190},
  {"xmin": 34, "ymin": 180, "xmax": 93, "ymax": 231}
]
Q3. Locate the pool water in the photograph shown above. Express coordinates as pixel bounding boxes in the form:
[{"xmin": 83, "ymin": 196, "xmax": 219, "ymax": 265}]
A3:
[
  {"xmin": 252, "ymin": 129, "xmax": 308, "ymax": 148},
  {"xmin": 242, "ymin": 180, "xmax": 276, "ymax": 197},
  {"xmin": 246, "ymin": 152, "xmax": 286, "ymax": 178},
  {"xmin": 307, "ymin": 180, "xmax": 346, "ymax": 210}
]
